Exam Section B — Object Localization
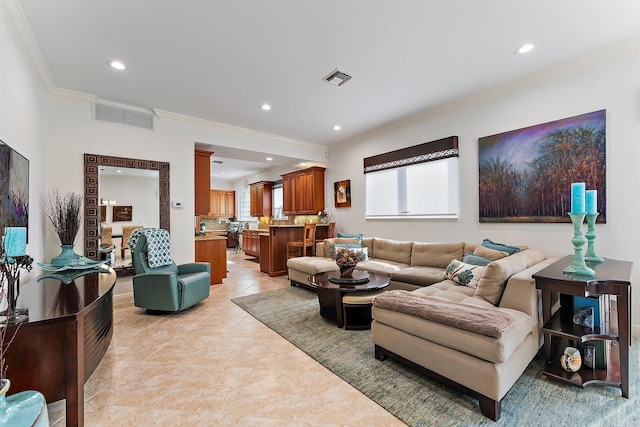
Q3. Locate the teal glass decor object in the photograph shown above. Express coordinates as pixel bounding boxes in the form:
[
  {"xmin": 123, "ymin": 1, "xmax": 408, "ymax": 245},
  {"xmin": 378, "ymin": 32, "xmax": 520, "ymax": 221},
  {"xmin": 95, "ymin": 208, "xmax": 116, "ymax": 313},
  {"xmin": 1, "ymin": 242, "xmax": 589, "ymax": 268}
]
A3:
[
  {"xmin": 0, "ymin": 380, "xmax": 49, "ymax": 426},
  {"xmin": 584, "ymin": 213, "xmax": 604, "ymax": 263},
  {"xmin": 563, "ymin": 212, "xmax": 595, "ymax": 277},
  {"xmin": 50, "ymin": 244, "xmax": 82, "ymax": 266}
]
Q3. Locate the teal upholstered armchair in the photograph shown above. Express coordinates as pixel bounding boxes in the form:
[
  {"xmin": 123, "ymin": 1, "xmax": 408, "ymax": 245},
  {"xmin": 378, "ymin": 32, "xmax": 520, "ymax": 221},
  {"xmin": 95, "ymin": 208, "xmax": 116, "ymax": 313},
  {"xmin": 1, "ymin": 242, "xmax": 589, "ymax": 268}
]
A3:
[{"xmin": 130, "ymin": 229, "xmax": 210, "ymax": 312}]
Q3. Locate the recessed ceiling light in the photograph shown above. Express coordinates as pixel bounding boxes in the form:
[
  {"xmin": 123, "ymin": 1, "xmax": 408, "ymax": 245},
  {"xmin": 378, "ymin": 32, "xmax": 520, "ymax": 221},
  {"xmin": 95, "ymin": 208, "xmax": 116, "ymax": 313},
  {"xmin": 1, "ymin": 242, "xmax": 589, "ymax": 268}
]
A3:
[
  {"xmin": 515, "ymin": 44, "xmax": 534, "ymax": 54},
  {"xmin": 261, "ymin": 104, "xmax": 271, "ymax": 111},
  {"xmin": 108, "ymin": 60, "xmax": 126, "ymax": 70},
  {"xmin": 300, "ymin": 162, "xmax": 306, "ymax": 166},
  {"xmin": 116, "ymin": 169, "xmax": 122, "ymax": 173},
  {"xmin": 333, "ymin": 125, "xmax": 341, "ymax": 131},
  {"xmin": 266, "ymin": 157, "xmax": 273, "ymax": 161}
]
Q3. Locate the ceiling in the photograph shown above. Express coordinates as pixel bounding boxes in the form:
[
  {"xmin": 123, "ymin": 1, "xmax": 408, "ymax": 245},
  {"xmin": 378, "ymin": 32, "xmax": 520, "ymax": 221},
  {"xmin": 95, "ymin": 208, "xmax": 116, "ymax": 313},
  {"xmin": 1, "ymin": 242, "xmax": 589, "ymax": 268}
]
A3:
[{"xmin": 9, "ymin": 1, "xmax": 640, "ymax": 180}]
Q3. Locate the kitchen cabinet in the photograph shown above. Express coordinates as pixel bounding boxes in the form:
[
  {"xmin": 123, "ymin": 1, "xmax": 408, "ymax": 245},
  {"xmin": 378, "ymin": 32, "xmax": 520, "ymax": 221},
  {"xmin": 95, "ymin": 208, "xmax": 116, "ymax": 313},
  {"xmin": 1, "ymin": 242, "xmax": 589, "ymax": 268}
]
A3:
[
  {"xmin": 242, "ymin": 229, "xmax": 261, "ymax": 258},
  {"xmin": 209, "ymin": 189, "xmax": 236, "ymax": 218},
  {"xmin": 194, "ymin": 236, "xmax": 227, "ymax": 284},
  {"xmin": 282, "ymin": 166, "xmax": 325, "ymax": 215},
  {"xmin": 194, "ymin": 149, "xmax": 213, "ymax": 215},
  {"xmin": 249, "ymin": 181, "xmax": 272, "ymax": 217}
]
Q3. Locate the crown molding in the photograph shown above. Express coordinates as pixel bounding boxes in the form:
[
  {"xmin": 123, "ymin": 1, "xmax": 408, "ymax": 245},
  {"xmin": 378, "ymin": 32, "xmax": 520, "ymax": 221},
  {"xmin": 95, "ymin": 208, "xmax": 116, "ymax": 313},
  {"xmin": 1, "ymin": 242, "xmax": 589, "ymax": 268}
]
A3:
[{"xmin": 153, "ymin": 109, "xmax": 327, "ymax": 151}]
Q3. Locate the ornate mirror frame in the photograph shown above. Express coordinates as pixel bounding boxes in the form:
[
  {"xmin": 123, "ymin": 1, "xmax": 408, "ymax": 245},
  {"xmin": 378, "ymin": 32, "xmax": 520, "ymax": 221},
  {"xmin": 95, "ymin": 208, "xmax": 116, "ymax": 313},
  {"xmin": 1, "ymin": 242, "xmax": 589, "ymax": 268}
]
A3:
[{"xmin": 84, "ymin": 153, "xmax": 170, "ymax": 275}]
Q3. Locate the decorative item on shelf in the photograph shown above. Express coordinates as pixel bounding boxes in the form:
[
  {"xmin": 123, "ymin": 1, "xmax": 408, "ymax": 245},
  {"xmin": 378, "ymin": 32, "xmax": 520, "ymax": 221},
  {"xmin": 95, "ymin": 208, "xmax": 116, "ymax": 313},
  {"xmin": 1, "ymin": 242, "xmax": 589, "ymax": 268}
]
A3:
[
  {"xmin": 560, "ymin": 346, "xmax": 582, "ymax": 373},
  {"xmin": 1, "ymin": 227, "xmax": 33, "ymax": 323},
  {"xmin": 563, "ymin": 183, "xmax": 594, "ymax": 277},
  {"xmin": 584, "ymin": 189, "xmax": 604, "ymax": 263},
  {"xmin": 318, "ymin": 208, "xmax": 330, "ymax": 224},
  {"xmin": 42, "ymin": 188, "xmax": 84, "ymax": 266},
  {"xmin": 335, "ymin": 247, "xmax": 364, "ymax": 278}
]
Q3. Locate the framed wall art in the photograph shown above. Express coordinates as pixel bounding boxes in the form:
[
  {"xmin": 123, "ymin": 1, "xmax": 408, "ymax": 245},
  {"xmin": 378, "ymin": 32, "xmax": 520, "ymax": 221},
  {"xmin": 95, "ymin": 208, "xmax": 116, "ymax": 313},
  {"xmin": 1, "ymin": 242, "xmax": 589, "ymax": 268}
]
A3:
[
  {"xmin": 112, "ymin": 205, "xmax": 132, "ymax": 222},
  {"xmin": 0, "ymin": 140, "xmax": 29, "ymax": 233},
  {"xmin": 478, "ymin": 109, "xmax": 606, "ymax": 223},
  {"xmin": 334, "ymin": 179, "xmax": 351, "ymax": 208}
]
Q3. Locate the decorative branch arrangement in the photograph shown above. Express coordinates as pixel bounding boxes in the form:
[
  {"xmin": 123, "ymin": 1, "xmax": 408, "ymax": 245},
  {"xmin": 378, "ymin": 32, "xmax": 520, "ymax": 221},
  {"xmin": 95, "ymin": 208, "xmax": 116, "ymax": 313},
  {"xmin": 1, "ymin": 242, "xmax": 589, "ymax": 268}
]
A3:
[{"xmin": 43, "ymin": 188, "xmax": 83, "ymax": 245}]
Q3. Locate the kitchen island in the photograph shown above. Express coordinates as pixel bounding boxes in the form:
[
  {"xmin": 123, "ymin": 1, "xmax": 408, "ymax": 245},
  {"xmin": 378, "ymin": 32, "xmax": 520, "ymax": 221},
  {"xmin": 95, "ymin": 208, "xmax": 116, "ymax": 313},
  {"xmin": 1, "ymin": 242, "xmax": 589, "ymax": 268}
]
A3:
[
  {"xmin": 261, "ymin": 223, "xmax": 333, "ymax": 277},
  {"xmin": 194, "ymin": 234, "xmax": 227, "ymax": 284}
]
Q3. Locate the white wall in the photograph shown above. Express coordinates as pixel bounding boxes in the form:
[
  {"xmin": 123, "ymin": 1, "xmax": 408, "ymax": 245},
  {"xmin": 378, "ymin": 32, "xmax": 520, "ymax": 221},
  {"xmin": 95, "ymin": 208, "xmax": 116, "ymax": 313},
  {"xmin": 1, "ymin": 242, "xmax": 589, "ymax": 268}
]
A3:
[
  {"xmin": 327, "ymin": 39, "xmax": 640, "ymax": 333},
  {"xmin": 0, "ymin": 13, "xmax": 47, "ymax": 283}
]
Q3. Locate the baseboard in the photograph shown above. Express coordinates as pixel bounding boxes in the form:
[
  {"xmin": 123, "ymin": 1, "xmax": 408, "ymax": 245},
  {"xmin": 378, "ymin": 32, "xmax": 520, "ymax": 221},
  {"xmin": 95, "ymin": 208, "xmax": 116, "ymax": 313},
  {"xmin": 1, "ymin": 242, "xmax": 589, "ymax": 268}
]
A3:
[{"xmin": 113, "ymin": 292, "xmax": 134, "ymax": 306}]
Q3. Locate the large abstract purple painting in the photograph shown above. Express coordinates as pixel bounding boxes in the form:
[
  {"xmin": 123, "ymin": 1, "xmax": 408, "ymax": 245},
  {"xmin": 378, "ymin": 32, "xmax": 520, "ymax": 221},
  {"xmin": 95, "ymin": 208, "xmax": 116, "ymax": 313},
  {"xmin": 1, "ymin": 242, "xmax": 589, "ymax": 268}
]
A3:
[
  {"xmin": 479, "ymin": 110, "xmax": 606, "ymax": 223},
  {"xmin": 0, "ymin": 140, "xmax": 29, "ymax": 230}
]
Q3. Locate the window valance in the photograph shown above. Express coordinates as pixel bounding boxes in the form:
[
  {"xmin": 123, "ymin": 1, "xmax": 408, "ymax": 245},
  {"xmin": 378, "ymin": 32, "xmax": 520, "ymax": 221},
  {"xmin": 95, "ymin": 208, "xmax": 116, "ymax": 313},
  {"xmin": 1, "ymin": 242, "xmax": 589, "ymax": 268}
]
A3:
[{"xmin": 363, "ymin": 136, "xmax": 458, "ymax": 174}]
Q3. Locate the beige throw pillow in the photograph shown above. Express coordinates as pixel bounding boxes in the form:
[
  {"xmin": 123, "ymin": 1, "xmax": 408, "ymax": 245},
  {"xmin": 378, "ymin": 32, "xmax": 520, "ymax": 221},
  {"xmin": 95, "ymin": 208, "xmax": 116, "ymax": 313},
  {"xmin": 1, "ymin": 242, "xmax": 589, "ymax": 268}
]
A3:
[
  {"xmin": 442, "ymin": 259, "xmax": 486, "ymax": 289},
  {"xmin": 473, "ymin": 245, "xmax": 509, "ymax": 261}
]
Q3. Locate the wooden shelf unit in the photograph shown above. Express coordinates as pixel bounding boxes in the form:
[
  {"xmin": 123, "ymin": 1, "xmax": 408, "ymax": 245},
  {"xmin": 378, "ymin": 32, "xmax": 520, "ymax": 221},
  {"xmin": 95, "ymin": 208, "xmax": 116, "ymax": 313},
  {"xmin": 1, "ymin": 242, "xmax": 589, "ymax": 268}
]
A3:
[{"xmin": 533, "ymin": 256, "xmax": 632, "ymax": 397}]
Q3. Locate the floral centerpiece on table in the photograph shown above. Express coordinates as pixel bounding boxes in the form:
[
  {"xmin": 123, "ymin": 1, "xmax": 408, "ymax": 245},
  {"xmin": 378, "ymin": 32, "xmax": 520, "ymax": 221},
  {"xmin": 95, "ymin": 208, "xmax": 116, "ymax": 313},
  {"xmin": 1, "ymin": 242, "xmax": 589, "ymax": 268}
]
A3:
[
  {"xmin": 42, "ymin": 188, "xmax": 84, "ymax": 266},
  {"xmin": 318, "ymin": 208, "xmax": 330, "ymax": 224},
  {"xmin": 335, "ymin": 247, "xmax": 364, "ymax": 278}
]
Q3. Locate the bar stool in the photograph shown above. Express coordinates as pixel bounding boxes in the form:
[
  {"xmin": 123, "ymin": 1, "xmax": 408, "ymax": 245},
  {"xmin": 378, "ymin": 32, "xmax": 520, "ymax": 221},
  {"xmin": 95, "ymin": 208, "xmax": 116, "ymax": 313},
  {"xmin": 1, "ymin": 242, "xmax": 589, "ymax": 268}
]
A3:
[
  {"xmin": 286, "ymin": 223, "xmax": 317, "ymax": 259},
  {"xmin": 316, "ymin": 221, "xmax": 335, "ymax": 246}
]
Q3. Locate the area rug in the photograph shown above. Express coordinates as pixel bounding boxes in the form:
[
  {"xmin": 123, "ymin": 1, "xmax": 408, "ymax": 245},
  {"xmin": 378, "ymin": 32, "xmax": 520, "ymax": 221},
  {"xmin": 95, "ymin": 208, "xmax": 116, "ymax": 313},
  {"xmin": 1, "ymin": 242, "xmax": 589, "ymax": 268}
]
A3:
[{"xmin": 232, "ymin": 287, "xmax": 640, "ymax": 426}]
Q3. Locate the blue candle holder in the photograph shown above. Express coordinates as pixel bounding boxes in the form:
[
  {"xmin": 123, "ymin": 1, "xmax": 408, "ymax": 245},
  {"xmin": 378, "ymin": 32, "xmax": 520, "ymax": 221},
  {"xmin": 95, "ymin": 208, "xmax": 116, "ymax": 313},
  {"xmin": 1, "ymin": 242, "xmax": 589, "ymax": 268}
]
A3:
[
  {"xmin": 563, "ymin": 212, "xmax": 595, "ymax": 277},
  {"xmin": 584, "ymin": 213, "xmax": 604, "ymax": 263}
]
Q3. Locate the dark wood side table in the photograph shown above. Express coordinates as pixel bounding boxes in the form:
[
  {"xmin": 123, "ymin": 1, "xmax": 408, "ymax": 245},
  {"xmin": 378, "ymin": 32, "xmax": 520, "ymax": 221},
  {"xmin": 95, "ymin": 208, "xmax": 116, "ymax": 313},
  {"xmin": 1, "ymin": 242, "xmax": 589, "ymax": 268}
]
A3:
[
  {"xmin": 6, "ymin": 266, "xmax": 117, "ymax": 427},
  {"xmin": 308, "ymin": 271, "xmax": 390, "ymax": 328},
  {"xmin": 533, "ymin": 256, "xmax": 632, "ymax": 397}
]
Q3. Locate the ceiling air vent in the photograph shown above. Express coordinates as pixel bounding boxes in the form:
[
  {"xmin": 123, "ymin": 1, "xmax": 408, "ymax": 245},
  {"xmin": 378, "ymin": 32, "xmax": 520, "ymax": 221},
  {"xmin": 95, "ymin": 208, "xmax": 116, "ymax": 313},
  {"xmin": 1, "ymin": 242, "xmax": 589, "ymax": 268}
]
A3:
[
  {"xmin": 94, "ymin": 102, "xmax": 154, "ymax": 130},
  {"xmin": 323, "ymin": 68, "xmax": 352, "ymax": 86}
]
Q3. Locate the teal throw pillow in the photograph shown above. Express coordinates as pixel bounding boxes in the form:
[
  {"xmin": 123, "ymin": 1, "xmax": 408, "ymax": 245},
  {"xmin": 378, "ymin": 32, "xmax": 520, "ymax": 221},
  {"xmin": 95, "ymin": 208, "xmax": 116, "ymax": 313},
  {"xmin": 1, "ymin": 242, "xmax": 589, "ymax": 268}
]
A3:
[
  {"xmin": 481, "ymin": 238, "xmax": 521, "ymax": 255},
  {"xmin": 463, "ymin": 253, "xmax": 492, "ymax": 266},
  {"xmin": 334, "ymin": 244, "xmax": 368, "ymax": 261},
  {"xmin": 336, "ymin": 232, "xmax": 364, "ymax": 247}
]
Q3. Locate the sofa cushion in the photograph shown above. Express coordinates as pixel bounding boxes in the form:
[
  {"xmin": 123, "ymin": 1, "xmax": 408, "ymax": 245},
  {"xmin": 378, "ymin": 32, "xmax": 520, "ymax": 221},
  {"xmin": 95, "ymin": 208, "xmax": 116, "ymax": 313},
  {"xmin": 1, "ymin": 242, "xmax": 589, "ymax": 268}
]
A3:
[
  {"xmin": 323, "ymin": 237, "xmax": 360, "ymax": 258},
  {"xmin": 373, "ymin": 238, "xmax": 413, "ymax": 264},
  {"xmin": 475, "ymin": 248, "xmax": 545, "ymax": 305},
  {"xmin": 286, "ymin": 256, "xmax": 338, "ymax": 275},
  {"xmin": 443, "ymin": 259, "xmax": 486, "ymax": 288},
  {"xmin": 474, "ymin": 245, "xmax": 509, "ymax": 260},
  {"xmin": 390, "ymin": 266, "xmax": 446, "ymax": 287},
  {"xmin": 410, "ymin": 242, "xmax": 465, "ymax": 268},
  {"xmin": 356, "ymin": 258, "xmax": 408, "ymax": 275}
]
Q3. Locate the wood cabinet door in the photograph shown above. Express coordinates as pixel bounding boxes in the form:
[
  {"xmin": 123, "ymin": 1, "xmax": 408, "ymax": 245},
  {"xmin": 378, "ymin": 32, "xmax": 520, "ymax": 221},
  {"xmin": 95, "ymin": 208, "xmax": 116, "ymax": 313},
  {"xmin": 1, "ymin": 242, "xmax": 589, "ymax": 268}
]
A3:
[
  {"xmin": 225, "ymin": 191, "xmax": 236, "ymax": 218},
  {"xmin": 282, "ymin": 175, "xmax": 295, "ymax": 215},
  {"xmin": 194, "ymin": 150, "xmax": 213, "ymax": 215}
]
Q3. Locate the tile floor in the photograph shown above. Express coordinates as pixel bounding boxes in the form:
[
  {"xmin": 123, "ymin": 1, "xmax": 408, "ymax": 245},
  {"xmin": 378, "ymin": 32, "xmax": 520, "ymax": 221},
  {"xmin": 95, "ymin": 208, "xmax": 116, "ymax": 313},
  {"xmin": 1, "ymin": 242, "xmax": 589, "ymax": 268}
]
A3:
[{"xmin": 47, "ymin": 251, "xmax": 405, "ymax": 426}]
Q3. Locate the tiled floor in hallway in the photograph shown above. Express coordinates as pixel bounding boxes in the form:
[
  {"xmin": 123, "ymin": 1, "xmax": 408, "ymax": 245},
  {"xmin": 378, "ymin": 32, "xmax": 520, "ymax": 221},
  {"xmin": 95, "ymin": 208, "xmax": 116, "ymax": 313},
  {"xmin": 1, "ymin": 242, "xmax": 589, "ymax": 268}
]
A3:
[{"xmin": 47, "ymin": 250, "xmax": 405, "ymax": 426}]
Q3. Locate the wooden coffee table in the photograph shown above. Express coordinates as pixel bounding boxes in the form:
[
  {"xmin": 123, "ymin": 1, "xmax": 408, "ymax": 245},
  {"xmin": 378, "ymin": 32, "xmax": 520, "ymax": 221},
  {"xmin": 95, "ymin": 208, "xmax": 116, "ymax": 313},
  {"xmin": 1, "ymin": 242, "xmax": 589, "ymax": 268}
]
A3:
[{"xmin": 308, "ymin": 271, "xmax": 390, "ymax": 328}]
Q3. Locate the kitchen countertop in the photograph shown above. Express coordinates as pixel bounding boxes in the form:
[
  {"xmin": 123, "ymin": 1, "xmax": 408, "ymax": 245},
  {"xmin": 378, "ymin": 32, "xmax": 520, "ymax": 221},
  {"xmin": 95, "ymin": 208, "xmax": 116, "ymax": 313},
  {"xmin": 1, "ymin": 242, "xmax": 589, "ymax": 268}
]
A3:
[{"xmin": 195, "ymin": 235, "xmax": 228, "ymax": 242}]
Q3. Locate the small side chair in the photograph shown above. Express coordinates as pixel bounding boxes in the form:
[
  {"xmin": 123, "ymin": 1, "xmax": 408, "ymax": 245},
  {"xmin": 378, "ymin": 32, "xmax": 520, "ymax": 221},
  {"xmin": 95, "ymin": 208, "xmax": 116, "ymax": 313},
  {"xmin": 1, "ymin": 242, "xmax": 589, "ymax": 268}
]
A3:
[{"xmin": 286, "ymin": 223, "xmax": 317, "ymax": 259}]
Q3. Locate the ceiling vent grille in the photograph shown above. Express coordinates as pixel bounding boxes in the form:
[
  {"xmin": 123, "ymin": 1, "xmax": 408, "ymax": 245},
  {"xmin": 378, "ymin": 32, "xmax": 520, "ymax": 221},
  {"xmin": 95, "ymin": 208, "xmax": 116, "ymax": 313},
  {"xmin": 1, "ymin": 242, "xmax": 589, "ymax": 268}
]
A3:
[
  {"xmin": 323, "ymin": 68, "xmax": 352, "ymax": 86},
  {"xmin": 94, "ymin": 102, "xmax": 154, "ymax": 130}
]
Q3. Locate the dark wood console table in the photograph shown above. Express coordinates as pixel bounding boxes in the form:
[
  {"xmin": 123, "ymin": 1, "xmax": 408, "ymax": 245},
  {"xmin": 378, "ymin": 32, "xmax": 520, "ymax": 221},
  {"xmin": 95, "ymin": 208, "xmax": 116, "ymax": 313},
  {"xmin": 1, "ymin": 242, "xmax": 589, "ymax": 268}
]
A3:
[
  {"xmin": 6, "ymin": 266, "xmax": 117, "ymax": 427},
  {"xmin": 533, "ymin": 256, "xmax": 632, "ymax": 397}
]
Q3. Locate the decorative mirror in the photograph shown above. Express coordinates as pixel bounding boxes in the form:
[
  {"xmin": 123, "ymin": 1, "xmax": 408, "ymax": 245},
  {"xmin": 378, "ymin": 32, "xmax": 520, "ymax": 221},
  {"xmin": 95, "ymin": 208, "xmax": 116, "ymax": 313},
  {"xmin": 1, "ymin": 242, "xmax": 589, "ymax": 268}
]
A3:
[{"xmin": 84, "ymin": 153, "xmax": 170, "ymax": 276}]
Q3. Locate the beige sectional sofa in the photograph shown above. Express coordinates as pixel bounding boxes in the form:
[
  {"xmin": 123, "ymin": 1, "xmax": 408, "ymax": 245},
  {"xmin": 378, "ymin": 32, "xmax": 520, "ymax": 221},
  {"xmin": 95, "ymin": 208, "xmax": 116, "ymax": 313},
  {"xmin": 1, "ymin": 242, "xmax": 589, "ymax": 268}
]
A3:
[{"xmin": 286, "ymin": 237, "xmax": 558, "ymax": 421}]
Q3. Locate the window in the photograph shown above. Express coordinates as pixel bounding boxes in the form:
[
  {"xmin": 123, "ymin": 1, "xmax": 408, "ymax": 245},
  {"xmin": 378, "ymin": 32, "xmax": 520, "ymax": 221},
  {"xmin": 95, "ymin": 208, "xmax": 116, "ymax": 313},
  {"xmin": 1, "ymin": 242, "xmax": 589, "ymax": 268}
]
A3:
[
  {"xmin": 272, "ymin": 180, "xmax": 287, "ymax": 219},
  {"xmin": 364, "ymin": 136, "xmax": 459, "ymax": 220},
  {"xmin": 237, "ymin": 189, "xmax": 252, "ymax": 221}
]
